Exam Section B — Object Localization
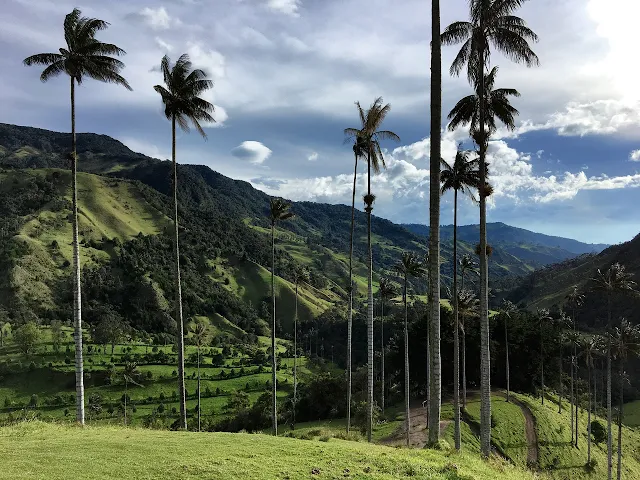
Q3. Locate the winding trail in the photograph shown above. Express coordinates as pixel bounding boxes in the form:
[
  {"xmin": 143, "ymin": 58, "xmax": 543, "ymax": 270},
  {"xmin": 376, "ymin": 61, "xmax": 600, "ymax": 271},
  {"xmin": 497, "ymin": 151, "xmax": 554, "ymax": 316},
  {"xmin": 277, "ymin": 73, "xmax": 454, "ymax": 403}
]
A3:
[{"xmin": 499, "ymin": 393, "xmax": 539, "ymax": 466}]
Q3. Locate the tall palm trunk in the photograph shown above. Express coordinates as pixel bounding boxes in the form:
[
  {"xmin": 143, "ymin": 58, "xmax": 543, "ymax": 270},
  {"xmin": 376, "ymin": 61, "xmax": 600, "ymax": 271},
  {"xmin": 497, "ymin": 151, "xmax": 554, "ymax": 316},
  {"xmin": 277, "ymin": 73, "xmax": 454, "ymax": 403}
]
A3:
[
  {"xmin": 366, "ymin": 153, "xmax": 374, "ymax": 443},
  {"xmin": 587, "ymin": 357, "xmax": 592, "ymax": 464},
  {"xmin": 571, "ymin": 354, "xmax": 575, "ymax": 445},
  {"xmin": 540, "ymin": 323, "xmax": 544, "ymax": 405},
  {"xmin": 505, "ymin": 315, "xmax": 510, "ymax": 402},
  {"xmin": 617, "ymin": 360, "xmax": 623, "ymax": 480},
  {"xmin": 452, "ymin": 190, "xmax": 461, "ymax": 450},
  {"xmin": 575, "ymin": 367, "xmax": 580, "ymax": 449},
  {"xmin": 293, "ymin": 282, "xmax": 298, "ymax": 429},
  {"xmin": 558, "ymin": 355, "xmax": 563, "ymax": 413},
  {"xmin": 197, "ymin": 346, "xmax": 201, "ymax": 432},
  {"xmin": 607, "ymin": 295, "xmax": 612, "ymax": 480},
  {"xmin": 403, "ymin": 276, "xmax": 410, "ymax": 447},
  {"xmin": 70, "ymin": 77, "xmax": 85, "ymax": 425},
  {"xmin": 172, "ymin": 114, "xmax": 187, "ymax": 430},
  {"xmin": 381, "ymin": 298, "xmax": 385, "ymax": 413},
  {"xmin": 124, "ymin": 379, "xmax": 128, "ymax": 425},
  {"xmin": 271, "ymin": 223, "xmax": 278, "ymax": 436},
  {"xmin": 478, "ymin": 41, "xmax": 492, "ymax": 460},
  {"xmin": 461, "ymin": 272, "xmax": 467, "ymax": 409},
  {"xmin": 427, "ymin": 0, "xmax": 442, "ymax": 445},
  {"xmin": 347, "ymin": 153, "xmax": 358, "ymax": 434}
]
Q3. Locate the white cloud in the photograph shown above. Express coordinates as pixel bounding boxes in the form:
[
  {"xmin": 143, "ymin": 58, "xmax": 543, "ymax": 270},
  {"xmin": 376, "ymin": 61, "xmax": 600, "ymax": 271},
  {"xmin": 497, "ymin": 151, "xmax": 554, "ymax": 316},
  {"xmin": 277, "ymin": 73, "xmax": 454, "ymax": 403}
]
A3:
[
  {"xmin": 154, "ymin": 37, "xmax": 173, "ymax": 52},
  {"xmin": 133, "ymin": 7, "xmax": 180, "ymax": 31},
  {"xmin": 231, "ymin": 141, "xmax": 272, "ymax": 164},
  {"xmin": 630, "ymin": 150, "xmax": 640, "ymax": 162},
  {"xmin": 307, "ymin": 152, "xmax": 318, "ymax": 162},
  {"xmin": 119, "ymin": 137, "xmax": 169, "ymax": 160},
  {"xmin": 266, "ymin": 0, "xmax": 301, "ymax": 17}
]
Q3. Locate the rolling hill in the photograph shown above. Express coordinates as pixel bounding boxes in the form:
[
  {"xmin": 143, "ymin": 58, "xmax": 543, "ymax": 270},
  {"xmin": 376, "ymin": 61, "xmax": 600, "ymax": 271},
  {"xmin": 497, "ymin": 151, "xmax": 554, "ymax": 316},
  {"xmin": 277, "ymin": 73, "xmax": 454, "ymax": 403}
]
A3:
[{"xmin": 0, "ymin": 122, "xmax": 615, "ymax": 337}]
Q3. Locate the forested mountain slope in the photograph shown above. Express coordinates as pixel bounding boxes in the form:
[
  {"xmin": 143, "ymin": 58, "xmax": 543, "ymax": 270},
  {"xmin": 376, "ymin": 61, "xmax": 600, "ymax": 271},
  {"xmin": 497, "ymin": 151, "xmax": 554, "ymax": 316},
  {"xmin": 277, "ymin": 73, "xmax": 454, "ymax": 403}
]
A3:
[{"xmin": 0, "ymin": 122, "xmax": 609, "ymax": 337}]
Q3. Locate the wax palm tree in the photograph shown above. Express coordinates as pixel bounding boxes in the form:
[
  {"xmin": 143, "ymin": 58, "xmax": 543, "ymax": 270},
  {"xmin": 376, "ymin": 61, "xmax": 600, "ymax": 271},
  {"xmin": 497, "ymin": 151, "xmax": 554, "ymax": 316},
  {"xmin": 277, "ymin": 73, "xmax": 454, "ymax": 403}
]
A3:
[
  {"xmin": 613, "ymin": 319, "xmax": 640, "ymax": 480},
  {"xmin": 395, "ymin": 252, "xmax": 426, "ymax": 447},
  {"xmin": 458, "ymin": 254, "xmax": 478, "ymax": 409},
  {"xmin": 378, "ymin": 277, "xmax": 396, "ymax": 413},
  {"xmin": 582, "ymin": 334, "xmax": 604, "ymax": 464},
  {"xmin": 292, "ymin": 266, "xmax": 309, "ymax": 429},
  {"xmin": 442, "ymin": 0, "xmax": 538, "ymax": 457},
  {"xmin": 447, "ymin": 66, "xmax": 521, "ymax": 134},
  {"xmin": 565, "ymin": 286, "xmax": 584, "ymax": 445},
  {"xmin": 458, "ymin": 288, "xmax": 480, "ymax": 411},
  {"xmin": 564, "ymin": 329, "xmax": 580, "ymax": 446},
  {"xmin": 268, "ymin": 198, "xmax": 294, "ymax": 435},
  {"xmin": 427, "ymin": 0, "xmax": 443, "ymax": 445},
  {"xmin": 190, "ymin": 319, "xmax": 209, "ymax": 432},
  {"xmin": 499, "ymin": 300, "xmax": 517, "ymax": 403},
  {"xmin": 23, "ymin": 7, "xmax": 131, "ymax": 425},
  {"xmin": 440, "ymin": 150, "xmax": 480, "ymax": 449},
  {"xmin": 343, "ymin": 122, "xmax": 367, "ymax": 434},
  {"xmin": 154, "ymin": 53, "xmax": 214, "ymax": 430},
  {"xmin": 591, "ymin": 263, "xmax": 637, "ymax": 479},
  {"xmin": 345, "ymin": 97, "xmax": 399, "ymax": 442},
  {"xmin": 536, "ymin": 308, "xmax": 552, "ymax": 405},
  {"xmin": 121, "ymin": 362, "xmax": 141, "ymax": 426}
]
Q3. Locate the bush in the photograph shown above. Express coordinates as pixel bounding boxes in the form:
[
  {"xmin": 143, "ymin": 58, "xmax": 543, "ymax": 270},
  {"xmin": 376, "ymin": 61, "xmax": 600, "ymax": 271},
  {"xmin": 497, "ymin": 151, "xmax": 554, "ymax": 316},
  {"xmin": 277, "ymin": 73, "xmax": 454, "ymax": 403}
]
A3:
[
  {"xmin": 171, "ymin": 407, "xmax": 177, "ymax": 414},
  {"xmin": 590, "ymin": 420, "xmax": 606, "ymax": 444},
  {"xmin": 157, "ymin": 403, "xmax": 165, "ymax": 414},
  {"xmin": 64, "ymin": 357, "xmax": 71, "ymax": 364}
]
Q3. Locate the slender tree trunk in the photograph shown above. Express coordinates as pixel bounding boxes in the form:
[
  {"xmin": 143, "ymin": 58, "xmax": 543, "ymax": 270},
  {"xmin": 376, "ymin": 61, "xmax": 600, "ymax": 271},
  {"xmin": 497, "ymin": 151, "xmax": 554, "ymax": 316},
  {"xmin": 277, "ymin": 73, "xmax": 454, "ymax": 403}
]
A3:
[
  {"xmin": 381, "ymin": 298, "xmax": 385, "ymax": 413},
  {"xmin": 366, "ymin": 153, "xmax": 374, "ymax": 443},
  {"xmin": 197, "ymin": 346, "xmax": 201, "ymax": 432},
  {"xmin": 428, "ymin": 0, "xmax": 442, "ymax": 445},
  {"xmin": 617, "ymin": 360, "xmax": 623, "ymax": 480},
  {"xmin": 576, "ymin": 362, "xmax": 580, "ymax": 449},
  {"xmin": 541, "ymin": 322, "xmax": 544, "ymax": 405},
  {"xmin": 271, "ymin": 222, "xmax": 277, "ymax": 436},
  {"xmin": 293, "ymin": 282, "xmax": 298, "ymax": 429},
  {"xmin": 70, "ymin": 77, "xmax": 85, "ymax": 425},
  {"xmin": 426, "ymin": 306, "xmax": 431, "ymax": 426},
  {"xmin": 505, "ymin": 316, "xmax": 510, "ymax": 403},
  {"xmin": 571, "ymin": 354, "xmax": 575, "ymax": 445},
  {"xmin": 559, "ymin": 355, "xmax": 563, "ymax": 413},
  {"xmin": 452, "ymin": 190, "xmax": 461, "ymax": 450},
  {"xmin": 477, "ymin": 40, "xmax": 492, "ymax": 459},
  {"xmin": 172, "ymin": 114, "xmax": 187, "ymax": 430},
  {"xmin": 124, "ymin": 379, "xmax": 127, "ymax": 426},
  {"xmin": 404, "ymin": 276, "xmax": 410, "ymax": 447},
  {"xmin": 461, "ymin": 272, "xmax": 467, "ymax": 410},
  {"xmin": 347, "ymin": 153, "xmax": 358, "ymax": 434},
  {"xmin": 587, "ymin": 358, "xmax": 592, "ymax": 464},
  {"xmin": 607, "ymin": 294, "xmax": 612, "ymax": 480}
]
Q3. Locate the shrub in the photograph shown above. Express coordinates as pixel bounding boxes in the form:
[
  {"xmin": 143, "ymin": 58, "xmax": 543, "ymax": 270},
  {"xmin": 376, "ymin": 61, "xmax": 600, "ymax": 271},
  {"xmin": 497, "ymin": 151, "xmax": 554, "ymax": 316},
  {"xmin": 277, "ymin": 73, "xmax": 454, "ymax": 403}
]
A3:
[
  {"xmin": 590, "ymin": 420, "xmax": 606, "ymax": 444},
  {"xmin": 157, "ymin": 403, "xmax": 165, "ymax": 414},
  {"xmin": 171, "ymin": 407, "xmax": 177, "ymax": 414},
  {"xmin": 64, "ymin": 408, "xmax": 69, "ymax": 417},
  {"xmin": 64, "ymin": 357, "xmax": 71, "ymax": 364}
]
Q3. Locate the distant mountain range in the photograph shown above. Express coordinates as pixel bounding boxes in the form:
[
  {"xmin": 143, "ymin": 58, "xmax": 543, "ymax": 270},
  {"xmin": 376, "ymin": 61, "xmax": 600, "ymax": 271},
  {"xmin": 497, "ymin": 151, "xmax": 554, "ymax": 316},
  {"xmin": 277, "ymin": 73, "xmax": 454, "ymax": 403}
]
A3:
[
  {"xmin": 0, "ymin": 122, "xmax": 625, "ymax": 332},
  {"xmin": 403, "ymin": 222, "xmax": 609, "ymax": 265}
]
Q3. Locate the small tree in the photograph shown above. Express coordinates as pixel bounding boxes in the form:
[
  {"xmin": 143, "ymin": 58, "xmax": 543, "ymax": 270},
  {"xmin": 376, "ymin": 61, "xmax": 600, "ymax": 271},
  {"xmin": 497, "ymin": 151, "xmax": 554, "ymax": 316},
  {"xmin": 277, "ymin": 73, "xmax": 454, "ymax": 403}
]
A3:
[{"xmin": 14, "ymin": 322, "xmax": 41, "ymax": 355}]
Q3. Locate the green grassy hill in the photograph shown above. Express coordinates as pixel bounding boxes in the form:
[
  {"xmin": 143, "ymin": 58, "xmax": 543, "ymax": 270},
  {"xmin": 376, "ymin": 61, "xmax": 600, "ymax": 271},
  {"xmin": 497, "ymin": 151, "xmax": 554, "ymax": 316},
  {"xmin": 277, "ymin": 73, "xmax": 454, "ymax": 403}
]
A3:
[
  {"xmin": 624, "ymin": 400, "xmax": 640, "ymax": 427},
  {"xmin": 0, "ymin": 421, "xmax": 537, "ymax": 480}
]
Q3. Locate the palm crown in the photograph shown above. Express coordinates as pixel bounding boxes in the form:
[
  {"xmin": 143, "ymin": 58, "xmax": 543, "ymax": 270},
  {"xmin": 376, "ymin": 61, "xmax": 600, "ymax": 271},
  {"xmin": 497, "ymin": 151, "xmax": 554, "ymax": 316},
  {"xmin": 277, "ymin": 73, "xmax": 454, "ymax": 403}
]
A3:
[
  {"xmin": 379, "ymin": 277, "xmax": 397, "ymax": 301},
  {"xmin": 190, "ymin": 320, "xmax": 209, "ymax": 348},
  {"xmin": 395, "ymin": 252, "xmax": 426, "ymax": 282},
  {"xmin": 457, "ymin": 289, "xmax": 480, "ymax": 321},
  {"xmin": 154, "ymin": 54, "xmax": 215, "ymax": 138},
  {"xmin": 447, "ymin": 66, "xmax": 520, "ymax": 136},
  {"xmin": 23, "ymin": 8, "xmax": 131, "ymax": 89},
  {"xmin": 440, "ymin": 148, "xmax": 482, "ymax": 202},
  {"xmin": 441, "ymin": 0, "xmax": 539, "ymax": 85},
  {"xmin": 269, "ymin": 198, "xmax": 294, "ymax": 226},
  {"xmin": 344, "ymin": 97, "xmax": 400, "ymax": 174},
  {"xmin": 591, "ymin": 262, "xmax": 637, "ymax": 295}
]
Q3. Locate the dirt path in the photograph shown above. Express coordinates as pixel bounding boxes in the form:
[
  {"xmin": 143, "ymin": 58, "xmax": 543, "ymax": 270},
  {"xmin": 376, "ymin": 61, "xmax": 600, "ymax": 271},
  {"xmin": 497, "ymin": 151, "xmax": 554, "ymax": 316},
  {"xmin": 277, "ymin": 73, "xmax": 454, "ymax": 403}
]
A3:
[
  {"xmin": 504, "ymin": 395, "xmax": 539, "ymax": 466},
  {"xmin": 380, "ymin": 404, "xmax": 451, "ymax": 448}
]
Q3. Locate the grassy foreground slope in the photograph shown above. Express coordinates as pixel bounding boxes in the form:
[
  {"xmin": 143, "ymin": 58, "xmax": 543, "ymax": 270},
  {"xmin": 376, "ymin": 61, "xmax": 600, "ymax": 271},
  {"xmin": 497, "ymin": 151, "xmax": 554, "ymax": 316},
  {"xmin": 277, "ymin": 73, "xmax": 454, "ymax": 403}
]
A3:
[{"xmin": 0, "ymin": 422, "xmax": 536, "ymax": 480}]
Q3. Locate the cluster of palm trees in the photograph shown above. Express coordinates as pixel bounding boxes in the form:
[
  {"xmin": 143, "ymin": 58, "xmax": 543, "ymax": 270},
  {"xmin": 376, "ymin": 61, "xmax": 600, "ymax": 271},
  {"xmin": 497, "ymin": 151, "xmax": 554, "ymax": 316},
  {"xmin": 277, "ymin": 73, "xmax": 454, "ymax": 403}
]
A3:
[
  {"xmin": 24, "ymin": 8, "xmax": 216, "ymax": 429},
  {"xmin": 340, "ymin": 0, "xmax": 539, "ymax": 453}
]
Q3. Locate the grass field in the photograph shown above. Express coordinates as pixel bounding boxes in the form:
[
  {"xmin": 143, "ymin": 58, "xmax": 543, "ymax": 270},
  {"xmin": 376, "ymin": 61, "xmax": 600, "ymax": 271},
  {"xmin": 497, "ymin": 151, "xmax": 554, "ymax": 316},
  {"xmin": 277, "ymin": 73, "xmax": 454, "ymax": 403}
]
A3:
[
  {"xmin": 623, "ymin": 399, "xmax": 640, "ymax": 427},
  {"xmin": 0, "ymin": 421, "xmax": 538, "ymax": 480},
  {"xmin": 513, "ymin": 392, "xmax": 640, "ymax": 480}
]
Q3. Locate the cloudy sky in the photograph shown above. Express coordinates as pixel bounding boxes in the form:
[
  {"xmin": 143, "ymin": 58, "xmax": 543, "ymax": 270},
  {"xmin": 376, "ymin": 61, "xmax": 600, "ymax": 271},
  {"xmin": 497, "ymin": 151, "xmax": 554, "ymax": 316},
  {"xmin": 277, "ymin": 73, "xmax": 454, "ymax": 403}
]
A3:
[{"xmin": 1, "ymin": 0, "xmax": 640, "ymax": 245}]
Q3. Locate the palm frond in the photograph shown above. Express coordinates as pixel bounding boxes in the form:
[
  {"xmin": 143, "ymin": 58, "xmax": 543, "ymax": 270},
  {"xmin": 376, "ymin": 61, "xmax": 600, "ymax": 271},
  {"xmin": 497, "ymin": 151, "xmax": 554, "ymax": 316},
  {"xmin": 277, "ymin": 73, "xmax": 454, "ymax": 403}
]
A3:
[{"xmin": 23, "ymin": 53, "xmax": 63, "ymax": 67}]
